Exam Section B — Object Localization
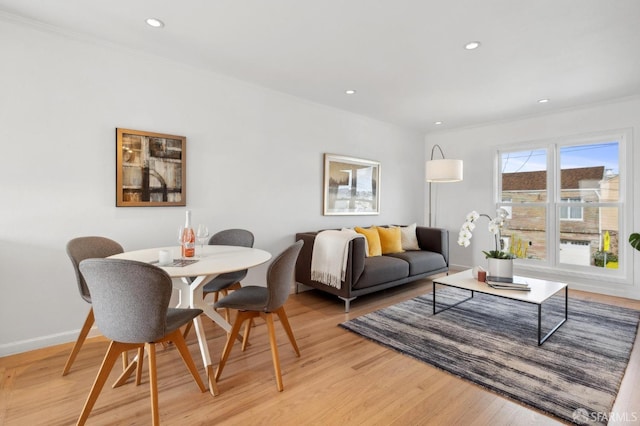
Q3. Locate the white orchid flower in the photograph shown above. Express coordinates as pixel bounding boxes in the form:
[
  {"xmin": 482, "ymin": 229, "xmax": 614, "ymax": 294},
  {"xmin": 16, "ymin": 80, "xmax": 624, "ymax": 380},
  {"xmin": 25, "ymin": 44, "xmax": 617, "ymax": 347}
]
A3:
[
  {"xmin": 458, "ymin": 228, "xmax": 472, "ymax": 240},
  {"xmin": 460, "ymin": 221, "xmax": 476, "ymax": 232},
  {"xmin": 459, "ymin": 209, "xmax": 512, "ymax": 259},
  {"xmin": 488, "ymin": 220, "xmax": 500, "ymax": 235},
  {"xmin": 457, "ymin": 236, "xmax": 471, "ymax": 247}
]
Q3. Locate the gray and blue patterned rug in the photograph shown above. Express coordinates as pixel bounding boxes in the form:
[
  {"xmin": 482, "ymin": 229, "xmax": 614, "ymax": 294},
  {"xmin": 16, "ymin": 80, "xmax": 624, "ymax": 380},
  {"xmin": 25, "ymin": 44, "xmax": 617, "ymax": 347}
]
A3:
[{"xmin": 340, "ymin": 288, "xmax": 639, "ymax": 425}]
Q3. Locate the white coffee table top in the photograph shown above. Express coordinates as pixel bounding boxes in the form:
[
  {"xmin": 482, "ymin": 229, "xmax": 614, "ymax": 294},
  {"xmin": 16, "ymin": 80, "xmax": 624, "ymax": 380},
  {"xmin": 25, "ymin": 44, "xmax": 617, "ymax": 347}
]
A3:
[{"xmin": 434, "ymin": 269, "xmax": 567, "ymax": 305}]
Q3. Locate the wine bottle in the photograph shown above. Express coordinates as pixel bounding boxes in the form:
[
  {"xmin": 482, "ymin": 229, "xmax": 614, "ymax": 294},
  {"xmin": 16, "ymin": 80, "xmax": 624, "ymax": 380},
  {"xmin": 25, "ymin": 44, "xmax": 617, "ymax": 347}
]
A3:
[{"xmin": 181, "ymin": 210, "xmax": 196, "ymax": 258}]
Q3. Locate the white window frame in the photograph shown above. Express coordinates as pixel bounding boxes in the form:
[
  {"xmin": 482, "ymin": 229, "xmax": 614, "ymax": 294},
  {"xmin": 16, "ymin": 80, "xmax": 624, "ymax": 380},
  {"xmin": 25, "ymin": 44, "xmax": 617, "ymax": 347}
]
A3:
[
  {"xmin": 495, "ymin": 129, "xmax": 632, "ymax": 285},
  {"xmin": 559, "ymin": 197, "xmax": 583, "ymax": 221}
]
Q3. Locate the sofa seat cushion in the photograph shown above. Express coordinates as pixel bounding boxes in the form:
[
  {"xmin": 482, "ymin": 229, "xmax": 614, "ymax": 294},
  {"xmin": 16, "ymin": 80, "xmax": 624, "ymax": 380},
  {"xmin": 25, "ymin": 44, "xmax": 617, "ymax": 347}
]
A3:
[
  {"xmin": 353, "ymin": 256, "xmax": 409, "ymax": 289},
  {"xmin": 386, "ymin": 250, "xmax": 447, "ymax": 276}
]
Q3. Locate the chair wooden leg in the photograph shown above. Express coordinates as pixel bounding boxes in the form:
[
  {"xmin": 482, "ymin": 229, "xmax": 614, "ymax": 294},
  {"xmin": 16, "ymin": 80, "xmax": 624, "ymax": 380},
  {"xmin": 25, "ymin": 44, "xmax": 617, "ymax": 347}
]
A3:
[
  {"xmin": 275, "ymin": 306, "xmax": 300, "ymax": 356},
  {"xmin": 214, "ymin": 290, "xmax": 231, "ymax": 323},
  {"xmin": 112, "ymin": 356, "xmax": 138, "ymax": 388},
  {"xmin": 121, "ymin": 350, "xmax": 129, "ymax": 370},
  {"xmin": 241, "ymin": 318, "xmax": 252, "ymax": 352},
  {"xmin": 165, "ymin": 330, "xmax": 208, "ymax": 393},
  {"xmin": 262, "ymin": 312, "xmax": 284, "ymax": 392},
  {"xmin": 182, "ymin": 321, "xmax": 193, "ymax": 339},
  {"xmin": 227, "ymin": 282, "xmax": 242, "ymax": 291},
  {"xmin": 135, "ymin": 347, "xmax": 144, "ymax": 385},
  {"xmin": 146, "ymin": 343, "xmax": 160, "ymax": 426},
  {"xmin": 77, "ymin": 341, "xmax": 137, "ymax": 426},
  {"xmin": 62, "ymin": 308, "xmax": 94, "ymax": 376},
  {"xmin": 215, "ymin": 310, "xmax": 253, "ymax": 381},
  {"xmin": 225, "ymin": 283, "xmax": 241, "ymax": 323}
]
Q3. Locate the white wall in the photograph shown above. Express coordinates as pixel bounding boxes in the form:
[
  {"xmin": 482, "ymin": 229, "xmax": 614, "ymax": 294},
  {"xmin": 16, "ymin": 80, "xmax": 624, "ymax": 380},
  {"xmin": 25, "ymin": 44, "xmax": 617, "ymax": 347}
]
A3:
[
  {"xmin": 0, "ymin": 18, "xmax": 424, "ymax": 355},
  {"xmin": 426, "ymin": 97, "xmax": 640, "ymax": 299}
]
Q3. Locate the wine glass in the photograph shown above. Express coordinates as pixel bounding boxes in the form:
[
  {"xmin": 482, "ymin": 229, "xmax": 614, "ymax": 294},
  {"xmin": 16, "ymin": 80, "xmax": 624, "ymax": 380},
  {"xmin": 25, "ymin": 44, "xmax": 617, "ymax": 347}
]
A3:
[
  {"xmin": 177, "ymin": 226, "xmax": 185, "ymax": 259},
  {"xmin": 197, "ymin": 224, "xmax": 210, "ymax": 254}
]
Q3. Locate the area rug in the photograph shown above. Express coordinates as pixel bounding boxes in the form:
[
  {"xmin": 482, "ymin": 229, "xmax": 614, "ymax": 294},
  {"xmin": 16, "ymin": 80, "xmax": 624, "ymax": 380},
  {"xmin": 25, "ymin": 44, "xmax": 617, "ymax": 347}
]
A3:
[{"xmin": 339, "ymin": 288, "xmax": 639, "ymax": 425}]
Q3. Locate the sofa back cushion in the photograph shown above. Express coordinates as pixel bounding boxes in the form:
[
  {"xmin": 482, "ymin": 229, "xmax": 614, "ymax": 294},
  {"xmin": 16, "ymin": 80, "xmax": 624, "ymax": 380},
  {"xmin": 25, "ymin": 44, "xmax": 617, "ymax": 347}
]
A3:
[
  {"xmin": 376, "ymin": 226, "xmax": 404, "ymax": 254},
  {"xmin": 398, "ymin": 223, "xmax": 421, "ymax": 250},
  {"xmin": 355, "ymin": 227, "xmax": 382, "ymax": 257}
]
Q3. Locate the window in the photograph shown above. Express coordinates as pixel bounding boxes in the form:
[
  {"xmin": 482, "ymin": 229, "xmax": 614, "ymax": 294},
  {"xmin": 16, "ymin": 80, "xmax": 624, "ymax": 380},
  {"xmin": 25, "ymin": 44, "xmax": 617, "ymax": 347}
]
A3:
[
  {"xmin": 500, "ymin": 148, "xmax": 548, "ymax": 261},
  {"xmin": 498, "ymin": 136, "xmax": 626, "ymax": 275},
  {"xmin": 559, "ymin": 197, "xmax": 583, "ymax": 220}
]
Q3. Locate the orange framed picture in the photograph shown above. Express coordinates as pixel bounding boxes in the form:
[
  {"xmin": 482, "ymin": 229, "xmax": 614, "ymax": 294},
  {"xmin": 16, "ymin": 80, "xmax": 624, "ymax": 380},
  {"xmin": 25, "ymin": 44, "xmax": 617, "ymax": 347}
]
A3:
[{"xmin": 116, "ymin": 128, "xmax": 186, "ymax": 207}]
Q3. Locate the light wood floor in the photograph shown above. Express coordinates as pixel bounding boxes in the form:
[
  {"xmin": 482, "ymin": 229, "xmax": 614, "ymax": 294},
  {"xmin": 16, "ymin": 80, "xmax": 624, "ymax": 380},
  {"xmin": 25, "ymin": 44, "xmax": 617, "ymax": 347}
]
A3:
[{"xmin": 2, "ymin": 276, "xmax": 639, "ymax": 425}]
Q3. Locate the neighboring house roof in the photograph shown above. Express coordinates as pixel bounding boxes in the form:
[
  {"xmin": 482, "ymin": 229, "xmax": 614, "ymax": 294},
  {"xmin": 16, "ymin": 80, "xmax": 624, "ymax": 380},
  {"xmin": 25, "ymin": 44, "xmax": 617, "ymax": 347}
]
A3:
[{"xmin": 502, "ymin": 166, "xmax": 604, "ymax": 191}]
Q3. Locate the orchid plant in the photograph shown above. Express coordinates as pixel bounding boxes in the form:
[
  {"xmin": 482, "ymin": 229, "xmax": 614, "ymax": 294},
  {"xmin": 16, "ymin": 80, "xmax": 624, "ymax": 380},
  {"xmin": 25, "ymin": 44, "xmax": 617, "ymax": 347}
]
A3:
[{"xmin": 458, "ymin": 208, "xmax": 514, "ymax": 259}]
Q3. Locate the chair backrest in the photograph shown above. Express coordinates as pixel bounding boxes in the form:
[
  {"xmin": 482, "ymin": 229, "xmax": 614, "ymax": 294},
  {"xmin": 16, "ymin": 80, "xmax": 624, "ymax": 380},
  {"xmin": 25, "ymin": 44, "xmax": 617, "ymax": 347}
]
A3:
[
  {"xmin": 208, "ymin": 229, "xmax": 254, "ymax": 248},
  {"xmin": 78, "ymin": 258, "xmax": 172, "ymax": 343},
  {"xmin": 265, "ymin": 240, "xmax": 304, "ymax": 312},
  {"xmin": 208, "ymin": 229, "xmax": 255, "ymax": 281},
  {"xmin": 66, "ymin": 236, "xmax": 124, "ymax": 303}
]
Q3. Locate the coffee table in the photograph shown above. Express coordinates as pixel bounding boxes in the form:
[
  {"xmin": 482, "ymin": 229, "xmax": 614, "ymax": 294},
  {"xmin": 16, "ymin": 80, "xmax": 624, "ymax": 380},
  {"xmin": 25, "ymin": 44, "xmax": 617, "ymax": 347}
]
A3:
[{"xmin": 432, "ymin": 269, "xmax": 568, "ymax": 345}]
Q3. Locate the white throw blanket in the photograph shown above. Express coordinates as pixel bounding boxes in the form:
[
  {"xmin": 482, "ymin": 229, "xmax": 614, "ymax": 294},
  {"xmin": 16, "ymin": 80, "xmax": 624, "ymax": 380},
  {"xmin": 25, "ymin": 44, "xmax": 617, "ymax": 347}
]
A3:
[{"xmin": 311, "ymin": 229, "xmax": 364, "ymax": 289}]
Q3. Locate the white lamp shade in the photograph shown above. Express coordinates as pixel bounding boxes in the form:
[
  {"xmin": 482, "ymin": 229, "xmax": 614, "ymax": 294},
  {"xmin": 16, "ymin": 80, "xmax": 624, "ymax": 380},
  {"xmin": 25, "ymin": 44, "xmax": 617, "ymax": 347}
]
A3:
[{"xmin": 426, "ymin": 159, "xmax": 463, "ymax": 182}]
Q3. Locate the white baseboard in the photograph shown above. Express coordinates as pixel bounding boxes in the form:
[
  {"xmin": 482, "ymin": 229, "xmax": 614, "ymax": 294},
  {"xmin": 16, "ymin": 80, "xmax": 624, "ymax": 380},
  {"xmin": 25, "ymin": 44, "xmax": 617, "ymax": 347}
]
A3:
[{"xmin": 0, "ymin": 327, "xmax": 101, "ymax": 357}]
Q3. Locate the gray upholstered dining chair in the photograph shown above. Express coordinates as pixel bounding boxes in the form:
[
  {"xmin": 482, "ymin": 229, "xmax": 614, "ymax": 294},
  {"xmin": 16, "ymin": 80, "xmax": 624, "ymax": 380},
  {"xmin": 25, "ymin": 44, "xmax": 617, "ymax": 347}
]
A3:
[
  {"xmin": 183, "ymin": 228, "xmax": 255, "ymax": 338},
  {"xmin": 76, "ymin": 258, "xmax": 206, "ymax": 426},
  {"xmin": 203, "ymin": 228, "xmax": 255, "ymax": 302},
  {"xmin": 63, "ymin": 236, "xmax": 125, "ymax": 376},
  {"xmin": 214, "ymin": 240, "xmax": 303, "ymax": 392}
]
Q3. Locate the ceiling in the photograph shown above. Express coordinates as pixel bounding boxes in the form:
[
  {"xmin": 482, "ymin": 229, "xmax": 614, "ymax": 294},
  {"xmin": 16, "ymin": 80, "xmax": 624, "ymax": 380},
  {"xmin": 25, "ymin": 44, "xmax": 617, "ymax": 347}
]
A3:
[{"xmin": 2, "ymin": 0, "xmax": 640, "ymax": 132}]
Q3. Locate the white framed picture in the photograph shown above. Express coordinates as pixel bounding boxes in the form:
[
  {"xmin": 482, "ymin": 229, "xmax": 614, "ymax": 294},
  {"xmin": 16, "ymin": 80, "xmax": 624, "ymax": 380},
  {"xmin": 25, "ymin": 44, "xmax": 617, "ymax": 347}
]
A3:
[{"xmin": 323, "ymin": 153, "xmax": 380, "ymax": 215}]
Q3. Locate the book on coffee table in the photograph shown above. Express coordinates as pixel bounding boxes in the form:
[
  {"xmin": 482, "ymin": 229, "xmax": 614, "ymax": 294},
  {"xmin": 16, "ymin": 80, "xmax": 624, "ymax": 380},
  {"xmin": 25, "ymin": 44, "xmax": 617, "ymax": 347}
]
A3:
[{"xmin": 486, "ymin": 279, "xmax": 531, "ymax": 291}]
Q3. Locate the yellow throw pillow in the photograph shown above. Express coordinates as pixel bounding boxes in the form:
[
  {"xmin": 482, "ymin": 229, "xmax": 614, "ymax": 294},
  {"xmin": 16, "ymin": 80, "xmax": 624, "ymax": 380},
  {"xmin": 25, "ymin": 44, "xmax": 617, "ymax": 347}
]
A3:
[
  {"xmin": 376, "ymin": 226, "xmax": 404, "ymax": 254},
  {"xmin": 355, "ymin": 226, "xmax": 382, "ymax": 257}
]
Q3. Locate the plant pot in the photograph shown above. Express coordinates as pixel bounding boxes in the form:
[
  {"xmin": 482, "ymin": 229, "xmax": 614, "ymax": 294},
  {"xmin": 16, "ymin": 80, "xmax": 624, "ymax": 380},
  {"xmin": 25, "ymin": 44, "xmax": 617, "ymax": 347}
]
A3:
[{"xmin": 487, "ymin": 258, "xmax": 513, "ymax": 281}]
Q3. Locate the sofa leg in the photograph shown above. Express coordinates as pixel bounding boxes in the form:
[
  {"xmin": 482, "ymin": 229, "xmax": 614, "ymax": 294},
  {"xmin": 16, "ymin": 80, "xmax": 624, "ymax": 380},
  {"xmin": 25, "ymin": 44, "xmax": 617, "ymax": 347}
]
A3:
[{"xmin": 339, "ymin": 296, "xmax": 356, "ymax": 313}]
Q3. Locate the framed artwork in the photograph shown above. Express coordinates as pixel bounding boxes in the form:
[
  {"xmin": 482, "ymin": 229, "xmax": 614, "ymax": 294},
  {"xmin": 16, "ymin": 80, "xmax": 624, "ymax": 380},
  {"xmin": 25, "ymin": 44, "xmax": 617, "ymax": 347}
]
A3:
[
  {"xmin": 323, "ymin": 153, "xmax": 380, "ymax": 215},
  {"xmin": 116, "ymin": 128, "xmax": 186, "ymax": 207}
]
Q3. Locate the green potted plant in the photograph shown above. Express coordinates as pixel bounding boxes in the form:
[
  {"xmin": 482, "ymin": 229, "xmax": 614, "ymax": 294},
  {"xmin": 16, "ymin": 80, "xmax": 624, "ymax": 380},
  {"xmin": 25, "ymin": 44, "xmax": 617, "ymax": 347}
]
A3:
[
  {"xmin": 593, "ymin": 250, "xmax": 618, "ymax": 267},
  {"xmin": 630, "ymin": 232, "xmax": 640, "ymax": 251}
]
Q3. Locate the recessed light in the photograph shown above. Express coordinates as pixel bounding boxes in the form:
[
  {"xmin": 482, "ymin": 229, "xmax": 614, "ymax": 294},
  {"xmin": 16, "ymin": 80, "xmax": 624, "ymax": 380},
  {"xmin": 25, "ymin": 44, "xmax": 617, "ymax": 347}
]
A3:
[
  {"xmin": 345, "ymin": 89, "xmax": 357, "ymax": 95},
  {"xmin": 464, "ymin": 41, "xmax": 481, "ymax": 50},
  {"xmin": 538, "ymin": 98, "xmax": 549, "ymax": 103},
  {"xmin": 145, "ymin": 18, "xmax": 164, "ymax": 28},
  {"xmin": 434, "ymin": 121, "xmax": 443, "ymax": 125}
]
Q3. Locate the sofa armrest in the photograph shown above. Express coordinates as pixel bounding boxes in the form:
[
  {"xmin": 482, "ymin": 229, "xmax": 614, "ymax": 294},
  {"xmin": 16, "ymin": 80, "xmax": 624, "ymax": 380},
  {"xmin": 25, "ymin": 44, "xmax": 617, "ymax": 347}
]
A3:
[
  {"xmin": 295, "ymin": 232, "xmax": 319, "ymax": 284},
  {"xmin": 416, "ymin": 226, "xmax": 449, "ymax": 267},
  {"xmin": 294, "ymin": 232, "xmax": 367, "ymax": 289}
]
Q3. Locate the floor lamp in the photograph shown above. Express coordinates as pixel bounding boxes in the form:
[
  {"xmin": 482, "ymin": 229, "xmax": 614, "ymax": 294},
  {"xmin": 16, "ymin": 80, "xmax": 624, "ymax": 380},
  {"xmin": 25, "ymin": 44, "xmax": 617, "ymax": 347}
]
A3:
[{"xmin": 426, "ymin": 144, "xmax": 463, "ymax": 227}]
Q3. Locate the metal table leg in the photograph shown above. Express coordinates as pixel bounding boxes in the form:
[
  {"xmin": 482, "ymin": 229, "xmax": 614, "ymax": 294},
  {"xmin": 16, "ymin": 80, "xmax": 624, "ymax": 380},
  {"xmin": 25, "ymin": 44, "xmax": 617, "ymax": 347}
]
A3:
[
  {"xmin": 432, "ymin": 282, "xmax": 474, "ymax": 315},
  {"xmin": 538, "ymin": 286, "xmax": 568, "ymax": 345}
]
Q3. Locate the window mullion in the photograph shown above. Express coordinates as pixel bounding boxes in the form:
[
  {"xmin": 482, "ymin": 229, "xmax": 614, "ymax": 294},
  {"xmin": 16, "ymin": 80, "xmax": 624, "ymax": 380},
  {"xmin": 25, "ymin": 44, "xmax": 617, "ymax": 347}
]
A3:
[{"xmin": 548, "ymin": 144, "xmax": 557, "ymax": 267}]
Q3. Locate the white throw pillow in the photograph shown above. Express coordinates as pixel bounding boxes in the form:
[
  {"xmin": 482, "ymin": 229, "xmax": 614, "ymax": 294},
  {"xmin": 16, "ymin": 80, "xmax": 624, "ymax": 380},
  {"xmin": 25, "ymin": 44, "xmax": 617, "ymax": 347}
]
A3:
[{"xmin": 399, "ymin": 223, "xmax": 420, "ymax": 250}]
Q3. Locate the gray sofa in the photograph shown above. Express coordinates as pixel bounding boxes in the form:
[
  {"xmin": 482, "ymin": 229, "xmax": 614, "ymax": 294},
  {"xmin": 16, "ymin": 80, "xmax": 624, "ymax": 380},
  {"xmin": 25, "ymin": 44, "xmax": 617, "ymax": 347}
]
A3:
[{"xmin": 295, "ymin": 226, "xmax": 449, "ymax": 312}]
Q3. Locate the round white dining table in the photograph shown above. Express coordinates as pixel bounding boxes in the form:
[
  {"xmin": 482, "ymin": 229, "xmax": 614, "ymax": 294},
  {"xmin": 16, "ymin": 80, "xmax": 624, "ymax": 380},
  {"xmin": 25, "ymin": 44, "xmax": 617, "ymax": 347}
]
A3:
[{"xmin": 110, "ymin": 245, "xmax": 271, "ymax": 395}]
